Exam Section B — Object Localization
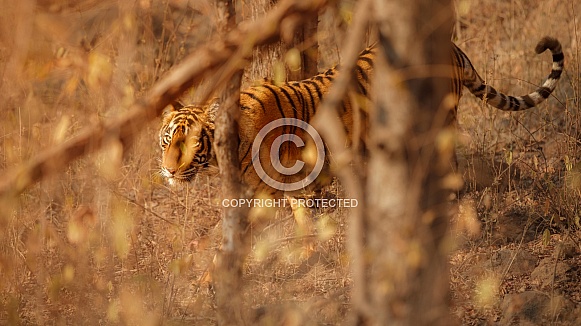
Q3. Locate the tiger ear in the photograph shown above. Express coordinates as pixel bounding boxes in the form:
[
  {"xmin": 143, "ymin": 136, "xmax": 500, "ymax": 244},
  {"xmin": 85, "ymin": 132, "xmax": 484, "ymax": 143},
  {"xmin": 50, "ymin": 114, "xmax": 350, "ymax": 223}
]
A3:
[
  {"xmin": 162, "ymin": 101, "xmax": 184, "ymax": 117},
  {"xmin": 206, "ymin": 98, "xmax": 220, "ymax": 122},
  {"xmin": 172, "ymin": 101, "xmax": 185, "ymax": 110}
]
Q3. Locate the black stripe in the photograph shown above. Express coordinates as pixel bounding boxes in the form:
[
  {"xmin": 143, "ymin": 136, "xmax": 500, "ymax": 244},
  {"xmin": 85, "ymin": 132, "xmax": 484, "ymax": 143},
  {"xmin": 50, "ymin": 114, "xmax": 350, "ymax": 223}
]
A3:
[
  {"xmin": 277, "ymin": 85, "xmax": 300, "ymax": 134},
  {"xmin": 288, "ymin": 83, "xmax": 307, "ymax": 123},
  {"xmin": 356, "ymin": 79, "xmax": 368, "ymax": 97},
  {"xmin": 496, "ymin": 94, "xmax": 507, "ymax": 109},
  {"xmin": 473, "ymin": 84, "xmax": 486, "ymax": 95},
  {"xmin": 538, "ymin": 86, "xmax": 552, "ymax": 98},
  {"xmin": 552, "ymin": 52, "xmax": 564, "ymax": 62},
  {"xmin": 324, "ymin": 69, "xmax": 336, "ymax": 76},
  {"xmin": 322, "ymin": 76, "xmax": 334, "ymax": 83},
  {"xmin": 302, "ymin": 80, "xmax": 324, "ymax": 100},
  {"xmin": 200, "ymin": 129, "xmax": 210, "ymax": 152},
  {"xmin": 522, "ymin": 95, "xmax": 536, "ymax": 107},
  {"xmin": 356, "ymin": 65, "xmax": 369, "ymax": 96},
  {"xmin": 452, "ymin": 46, "xmax": 465, "ymax": 69},
  {"xmin": 300, "ymin": 83, "xmax": 316, "ymax": 121},
  {"xmin": 278, "ymin": 85, "xmax": 299, "ymax": 119},
  {"xmin": 241, "ymin": 144, "xmax": 253, "ymax": 175},
  {"xmin": 508, "ymin": 96, "xmax": 519, "ymax": 111},
  {"xmin": 242, "ymin": 91, "xmax": 267, "ymax": 113},
  {"xmin": 262, "ymin": 84, "xmax": 286, "ymax": 118},
  {"xmin": 548, "ymin": 70, "xmax": 562, "ymax": 80},
  {"xmin": 487, "ymin": 87, "xmax": 498, "ymax": 97},
  {"xmin": 302, "ymin": 82, "xmax": 322, "ymax": 117}
]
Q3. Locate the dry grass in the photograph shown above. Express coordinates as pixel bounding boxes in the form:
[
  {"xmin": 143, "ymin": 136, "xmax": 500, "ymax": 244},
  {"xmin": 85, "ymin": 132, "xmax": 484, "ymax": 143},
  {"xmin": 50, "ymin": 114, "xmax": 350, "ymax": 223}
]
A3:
[
  {"xmin": 0, "ymin": 0, "xmax": 580, "ymax": 324},
  {"xmin": 456, "ymin": 0, "xmax": 580, "ymax": 233}
]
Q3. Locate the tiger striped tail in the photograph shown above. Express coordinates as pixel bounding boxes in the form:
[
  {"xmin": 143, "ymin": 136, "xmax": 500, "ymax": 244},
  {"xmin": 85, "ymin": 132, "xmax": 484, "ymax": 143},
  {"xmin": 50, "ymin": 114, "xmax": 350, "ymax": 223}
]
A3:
[{"xmin": 462, "ymin": 36, "xmax": 564, "ymax": 111}]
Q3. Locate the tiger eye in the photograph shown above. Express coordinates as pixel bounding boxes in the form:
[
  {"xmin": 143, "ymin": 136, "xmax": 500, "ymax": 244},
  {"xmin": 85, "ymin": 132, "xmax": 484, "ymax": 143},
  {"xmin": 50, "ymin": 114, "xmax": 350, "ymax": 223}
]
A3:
[{"xmin": 178, "ymin": 141, "xmax": 187, "ymax": 154}]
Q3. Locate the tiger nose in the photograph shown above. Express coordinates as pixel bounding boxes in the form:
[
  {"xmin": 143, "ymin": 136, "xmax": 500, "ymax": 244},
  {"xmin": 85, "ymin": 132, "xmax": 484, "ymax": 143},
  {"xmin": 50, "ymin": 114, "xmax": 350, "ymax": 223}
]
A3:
[{"xmin": 166, "ymin": 167, "xmax": 177, "ymax": 175}]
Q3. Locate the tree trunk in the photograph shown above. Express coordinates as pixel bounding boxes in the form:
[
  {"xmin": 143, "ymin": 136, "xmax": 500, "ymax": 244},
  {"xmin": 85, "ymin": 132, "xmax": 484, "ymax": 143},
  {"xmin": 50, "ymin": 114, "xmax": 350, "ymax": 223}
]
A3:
[
  {"xmin": 366, "ymin": 0, "xmax": 455, "ymax": 324},
  {"xmin": 213, "ymin": 1, "xmax": 249, "ymax": 325},
  {"xmin": 288, "ymin": 14, "xmax": 319, "ymax": 80}
]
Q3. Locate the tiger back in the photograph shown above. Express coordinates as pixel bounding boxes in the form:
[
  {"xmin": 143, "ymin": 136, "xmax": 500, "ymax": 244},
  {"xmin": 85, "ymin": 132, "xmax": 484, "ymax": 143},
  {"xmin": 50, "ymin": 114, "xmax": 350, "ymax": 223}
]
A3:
[{"xmin": 235, "ymin": 47, "xmax": 375, "ymax": 195}]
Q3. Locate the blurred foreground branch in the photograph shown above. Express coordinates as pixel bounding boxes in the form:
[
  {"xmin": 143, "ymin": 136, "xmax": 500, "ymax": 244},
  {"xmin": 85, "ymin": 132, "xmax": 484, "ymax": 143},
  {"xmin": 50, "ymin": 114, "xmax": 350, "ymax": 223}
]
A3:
[
  {"xmin": 0, "ymin": 0, "xmax": 328, "ymax": 200},
  {"xmin": 309, "ymin": 0, "xmax": 373, "ymax": 322},
  {"xmin": 213, "ymin": 0, "xmax": 249, "ymax": 325},
  {"xmin": 367, "ymin": 0, "xmax": 454, "ymax": 323}
]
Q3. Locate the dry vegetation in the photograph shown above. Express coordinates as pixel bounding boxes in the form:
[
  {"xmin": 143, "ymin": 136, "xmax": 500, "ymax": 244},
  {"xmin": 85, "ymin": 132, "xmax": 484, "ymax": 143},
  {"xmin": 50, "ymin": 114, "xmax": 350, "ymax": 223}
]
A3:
[{"xmin": 0, "ymin": 0, "xmax": 580, "ymax": 325}]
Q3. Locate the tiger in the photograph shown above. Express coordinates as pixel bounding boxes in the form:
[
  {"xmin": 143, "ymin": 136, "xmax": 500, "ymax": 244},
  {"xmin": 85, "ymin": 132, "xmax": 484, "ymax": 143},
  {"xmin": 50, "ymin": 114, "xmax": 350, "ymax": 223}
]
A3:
[{"xmin": 159, "ymin": 37, "xmax": 563, "ymax": 196}]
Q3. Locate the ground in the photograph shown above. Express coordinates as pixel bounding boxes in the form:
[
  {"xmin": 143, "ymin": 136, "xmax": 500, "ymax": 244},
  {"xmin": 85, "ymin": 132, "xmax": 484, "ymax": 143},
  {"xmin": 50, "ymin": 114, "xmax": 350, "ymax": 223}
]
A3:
[{"xmin": 0, "ymin": 0, "xmax": 580, "ymax": 324}]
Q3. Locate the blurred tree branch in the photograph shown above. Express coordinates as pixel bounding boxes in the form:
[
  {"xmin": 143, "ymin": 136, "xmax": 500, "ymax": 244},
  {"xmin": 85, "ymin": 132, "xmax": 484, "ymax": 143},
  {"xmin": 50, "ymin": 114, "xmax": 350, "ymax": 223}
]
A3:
[
  {"xmin": 0, "ymin": 0, "xmax": 328, "ymax": 201},
  {"xmin": 309, "ymin": 0, "xmax": 373, "ymax": 322}
]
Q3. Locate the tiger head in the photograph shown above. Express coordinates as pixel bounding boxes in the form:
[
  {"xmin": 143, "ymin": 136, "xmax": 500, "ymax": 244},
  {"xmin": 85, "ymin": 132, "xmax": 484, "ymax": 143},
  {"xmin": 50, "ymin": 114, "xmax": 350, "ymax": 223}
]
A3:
[{"xmin": 159, "ymin": 100, "xmax": 219, "ymax": 185}]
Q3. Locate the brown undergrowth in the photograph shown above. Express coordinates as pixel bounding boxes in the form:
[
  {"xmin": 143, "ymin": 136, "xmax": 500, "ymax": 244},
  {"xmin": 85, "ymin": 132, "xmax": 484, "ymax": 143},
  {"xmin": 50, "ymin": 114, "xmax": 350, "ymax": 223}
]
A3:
[{"xmin": 1, "ymin": 0, "xmax": 580, "ymax": 324}]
